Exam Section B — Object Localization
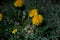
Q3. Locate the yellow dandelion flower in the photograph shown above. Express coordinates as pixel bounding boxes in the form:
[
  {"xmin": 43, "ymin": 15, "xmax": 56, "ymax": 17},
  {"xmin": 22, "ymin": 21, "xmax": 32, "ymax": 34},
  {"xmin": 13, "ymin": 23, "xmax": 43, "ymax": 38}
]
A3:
[
  {"xmin": 14, "ymin": 0, "xmax": 23, "ymax": 7},
  {"xmin": 32, "ymin": 14, "xmax": 44, "ymax": 26},
  {"xmin": 29, "ymin": 9, "xmax": 38, "ymax": 17},
  {"xmin": 12, "ymin": 29, "xmax": 18, "ymax": 34},
  {"xmin": 0, "ymin": 13, "xmax": 3, "ymax": 21}
]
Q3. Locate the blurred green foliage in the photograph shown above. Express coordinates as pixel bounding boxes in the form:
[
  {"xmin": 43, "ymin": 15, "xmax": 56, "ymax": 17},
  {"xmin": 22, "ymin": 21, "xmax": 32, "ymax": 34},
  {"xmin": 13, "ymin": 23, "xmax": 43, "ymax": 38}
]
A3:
[{"xmin": 0, "ymin": 0, "xmax": 60, "ymax": 40}]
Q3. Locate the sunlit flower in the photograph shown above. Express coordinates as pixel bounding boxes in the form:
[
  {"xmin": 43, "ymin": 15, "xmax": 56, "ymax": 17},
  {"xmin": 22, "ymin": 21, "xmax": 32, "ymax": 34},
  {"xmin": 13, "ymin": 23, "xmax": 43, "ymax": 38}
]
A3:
[
  {"xmin": 29, "ymin": 9, "xmax": 38, "ymax": 17},
  {"xmin": 0, "ymin": 13, "xmax": 3, "ymax": 21},
  {"xmin": 12, "ymin": 29, "xmax": 18, "ymax": 34},
  {"xmin": 32, "ymin": 14, "xmax": 44, "ymax": 26},
  {"xmin": 14, "ymin": 0, "xmax": 23, "ymax": 7}
]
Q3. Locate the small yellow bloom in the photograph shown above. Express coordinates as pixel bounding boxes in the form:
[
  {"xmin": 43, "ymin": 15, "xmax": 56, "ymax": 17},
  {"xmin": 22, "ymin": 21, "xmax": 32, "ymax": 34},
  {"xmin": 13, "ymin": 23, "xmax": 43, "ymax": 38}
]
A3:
[
  {"xmin": 12, "ymin": 29, "xmax": 18, "ymax": 34},
  {"xmin": 32, "ymin": 14, "xmax": 44, "ymax": 26},
  {"xmin": 14, "ymin": 0, "xmax": 23, "ymax": 7},
  {"xmin": 29, "ymin": 9, "xmax": 38, "ymax": 17},
  {"xmin": 0, "ymin": 13, "xmax": 3, "ymax": 21}
]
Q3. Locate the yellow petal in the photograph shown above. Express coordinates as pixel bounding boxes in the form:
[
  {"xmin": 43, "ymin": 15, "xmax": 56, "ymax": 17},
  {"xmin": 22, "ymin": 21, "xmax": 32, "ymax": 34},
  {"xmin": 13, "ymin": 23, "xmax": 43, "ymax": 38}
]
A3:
[
  {"xmin": 32, "ymin": 14, "xmax": 44, "ymax": 26},
  {"xmin": 29, "ymin": 9, "xmax": 38, "ymax": 17},
  {"xmin": 14, "ymin": 0, "xmax": 23, "ymax": 7},
  {"xmin": 12, "ymin": 29, "xmax": 18, "ymax": 34}
]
